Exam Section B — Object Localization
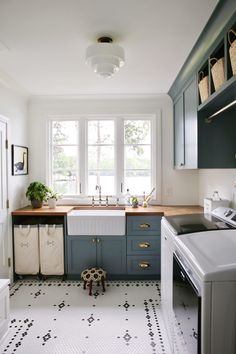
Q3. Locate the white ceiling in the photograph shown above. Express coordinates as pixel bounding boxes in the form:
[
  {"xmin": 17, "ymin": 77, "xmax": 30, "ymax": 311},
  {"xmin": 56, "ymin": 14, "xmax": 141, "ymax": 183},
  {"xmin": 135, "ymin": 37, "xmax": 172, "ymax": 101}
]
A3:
[{"xmin": 0, "ymin": 0, "xmax": 219, "ymax": 96}]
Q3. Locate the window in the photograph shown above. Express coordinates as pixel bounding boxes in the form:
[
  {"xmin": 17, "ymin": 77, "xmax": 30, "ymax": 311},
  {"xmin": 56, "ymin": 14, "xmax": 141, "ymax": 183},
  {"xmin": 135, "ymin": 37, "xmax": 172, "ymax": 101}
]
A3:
[
  {"xmin": 87, "ymin": 120, "xmax": 115, "ymax": 195},
  {"xmin": 49, "ymin": 116, "xmax": 157, "ymax": 198},
  {"xmin": 50, "ymin": 120, "xmax": 79, "ymax": 195},
  {"xmin": 124, "ymin": 120, "xmax": 152, "ymax": 195}
]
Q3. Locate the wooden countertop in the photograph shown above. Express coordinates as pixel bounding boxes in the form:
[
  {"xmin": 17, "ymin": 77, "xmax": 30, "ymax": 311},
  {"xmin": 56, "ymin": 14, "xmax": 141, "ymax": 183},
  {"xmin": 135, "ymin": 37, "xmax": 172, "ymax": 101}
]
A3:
[
  {"xmin": 12, "ymin": 205, "xmax": 73, "ymax": 216},
  {"xmin": 12, "ymin": 205, "xmax": 203, "ymax": 216}
]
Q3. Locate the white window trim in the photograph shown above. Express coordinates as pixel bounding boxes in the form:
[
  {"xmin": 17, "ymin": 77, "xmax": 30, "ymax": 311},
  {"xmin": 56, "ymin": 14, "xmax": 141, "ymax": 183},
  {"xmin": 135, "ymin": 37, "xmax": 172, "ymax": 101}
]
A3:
[{"xmin": 46, "ymin": 112, "xmax": 162, "ymax": 205}]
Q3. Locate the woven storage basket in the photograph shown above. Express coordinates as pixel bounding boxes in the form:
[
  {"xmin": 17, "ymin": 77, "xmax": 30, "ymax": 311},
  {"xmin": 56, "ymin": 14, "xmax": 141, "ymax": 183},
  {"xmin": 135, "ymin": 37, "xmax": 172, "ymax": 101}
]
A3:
[
  {"xmin": 228, "ymin": 29, "xmax": 236, "ymax": 75},
  {"xmin": 210, "ymin": 57, "xmax": 225, "ymax": 91},
  {"xmin": 198, "ymin": 71, "xmax": 209, "ymax": 103}
]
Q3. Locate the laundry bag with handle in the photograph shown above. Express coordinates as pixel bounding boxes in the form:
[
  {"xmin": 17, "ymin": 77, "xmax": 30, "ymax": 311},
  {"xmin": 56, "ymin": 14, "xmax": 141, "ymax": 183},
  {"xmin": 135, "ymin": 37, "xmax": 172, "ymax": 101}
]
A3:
[
  {"xmin": 39, "ymin": 224, "xmax": 64, "ymax": 275},
  {"xmin": 14, "ymin": 225, "xmax": 39, "ymax": 275}
]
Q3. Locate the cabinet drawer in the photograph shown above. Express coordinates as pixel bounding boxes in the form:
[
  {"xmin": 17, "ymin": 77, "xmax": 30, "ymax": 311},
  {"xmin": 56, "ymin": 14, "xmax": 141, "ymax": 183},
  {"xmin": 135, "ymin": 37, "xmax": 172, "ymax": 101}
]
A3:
[
  {"xmin": 127, "ymin": 236, "xmax": 160, "ymax": 255},
  {"xmin": 127, "ymin": 216, "xmax": 161, "ymax": 236},
  {"xmin": 127, "ymin": 255, "xmax": 160, "ymax": 275}
]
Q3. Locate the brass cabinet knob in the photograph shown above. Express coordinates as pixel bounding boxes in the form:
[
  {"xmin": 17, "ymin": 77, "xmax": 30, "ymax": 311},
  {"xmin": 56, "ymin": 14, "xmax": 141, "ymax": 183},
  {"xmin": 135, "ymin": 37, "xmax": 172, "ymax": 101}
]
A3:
[
  {"xmin": 138, "ymin": 242, "xmax": 150, "ymax": 248},
  {"xmin": 139, "ymin": 223, "xmax": 151, "ymax": 229},
  {"xmin": 138, "ymin": 261, "xmax": 150, "ymax": 268}
]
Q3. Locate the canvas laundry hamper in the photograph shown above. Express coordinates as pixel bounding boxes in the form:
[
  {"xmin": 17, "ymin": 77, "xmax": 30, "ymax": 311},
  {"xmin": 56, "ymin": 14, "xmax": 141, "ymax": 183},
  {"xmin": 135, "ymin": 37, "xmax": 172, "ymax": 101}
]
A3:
[
  {"xmin": 14, "ymin": 225, "xmax": 39, "ymax": 275},
  {"xmin": 39, "ymin": 224, "xmax": 64, "ymax": 275}
]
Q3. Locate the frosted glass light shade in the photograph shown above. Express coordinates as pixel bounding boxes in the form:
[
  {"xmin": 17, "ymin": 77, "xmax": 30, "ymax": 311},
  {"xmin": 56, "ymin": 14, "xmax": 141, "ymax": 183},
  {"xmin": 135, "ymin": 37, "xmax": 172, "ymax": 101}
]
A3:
[{"xmin": 86, "ymin": 42, "xmax": 125, "ymax": 78}]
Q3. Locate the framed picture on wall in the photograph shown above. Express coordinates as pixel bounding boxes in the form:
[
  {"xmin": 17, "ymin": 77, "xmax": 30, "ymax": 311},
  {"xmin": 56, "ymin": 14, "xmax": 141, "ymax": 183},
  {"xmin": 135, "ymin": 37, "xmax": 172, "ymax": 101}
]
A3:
[{"xmin": 12, "ymin": 145, "xmax": 28, "ymax": 175}]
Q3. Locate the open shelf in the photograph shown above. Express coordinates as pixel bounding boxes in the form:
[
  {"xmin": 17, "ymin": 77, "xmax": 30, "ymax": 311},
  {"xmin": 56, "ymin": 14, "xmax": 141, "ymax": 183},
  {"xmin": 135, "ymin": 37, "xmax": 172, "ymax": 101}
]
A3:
[{"xmin": 198, "ymin": 19, "xmax": 236, "ymax": 119}]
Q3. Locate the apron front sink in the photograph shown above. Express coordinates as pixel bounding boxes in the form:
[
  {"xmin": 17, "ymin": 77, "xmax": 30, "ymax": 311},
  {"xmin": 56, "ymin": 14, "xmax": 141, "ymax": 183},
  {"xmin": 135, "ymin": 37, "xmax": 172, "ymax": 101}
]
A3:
[{"xmin": 67, "ymin": 209, "xmax": 126, "ymax": 236}]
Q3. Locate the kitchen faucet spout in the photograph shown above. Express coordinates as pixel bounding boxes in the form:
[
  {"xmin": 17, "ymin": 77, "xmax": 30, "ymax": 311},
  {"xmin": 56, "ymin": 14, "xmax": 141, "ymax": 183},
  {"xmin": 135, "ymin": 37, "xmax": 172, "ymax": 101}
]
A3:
[{"xmin": 96, "ymin": 184, "xmax": 102, "ymax": 204}]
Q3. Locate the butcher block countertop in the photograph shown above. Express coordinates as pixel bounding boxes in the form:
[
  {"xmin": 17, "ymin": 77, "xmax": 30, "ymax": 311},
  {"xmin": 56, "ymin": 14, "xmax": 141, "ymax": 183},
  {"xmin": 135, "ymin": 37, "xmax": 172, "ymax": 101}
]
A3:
[{"xmin": 12, "ymin": 205, "xmax": 203, "ymax": 216}]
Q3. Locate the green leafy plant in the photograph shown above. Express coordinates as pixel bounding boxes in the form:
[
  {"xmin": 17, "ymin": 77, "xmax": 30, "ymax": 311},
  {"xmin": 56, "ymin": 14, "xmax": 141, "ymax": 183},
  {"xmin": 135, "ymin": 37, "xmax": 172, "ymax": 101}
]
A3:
[
  {"xmin": 26, "ymin": 181, "xmax": 50, "ymax": 203},
  {"xmin": 130, "ymin": 196, "xmax": 138, "ymax": 207},
  {"xmin": 46, "ymin": 189, "xmax": 60, "ymax": 201}
]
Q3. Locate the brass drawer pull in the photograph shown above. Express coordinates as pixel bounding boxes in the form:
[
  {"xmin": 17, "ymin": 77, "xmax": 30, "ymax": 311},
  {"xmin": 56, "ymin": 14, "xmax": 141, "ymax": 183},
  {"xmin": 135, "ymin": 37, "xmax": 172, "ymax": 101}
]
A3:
[
  {"xmin": 138, "ymin": 242, "xmax": 150, "ymax": 248},
  {"xmin": 139, "ymin": 223, "xmax": 151, "ymax": 229},
  {"xmin": 138, "ymin": 261, "xmax": 150, "ymax": 268}
]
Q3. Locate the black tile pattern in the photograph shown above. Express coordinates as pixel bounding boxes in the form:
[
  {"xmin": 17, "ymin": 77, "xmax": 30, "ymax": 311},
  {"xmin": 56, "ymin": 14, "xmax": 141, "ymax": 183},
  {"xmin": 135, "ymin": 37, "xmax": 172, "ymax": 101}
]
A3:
[
  {"xmin": 1, "ymin": 318, "xmax": 34, "ymax": 353},
  {"xmin": 0, "ymin": 279, "xmax": 171, "ymax": 353}
]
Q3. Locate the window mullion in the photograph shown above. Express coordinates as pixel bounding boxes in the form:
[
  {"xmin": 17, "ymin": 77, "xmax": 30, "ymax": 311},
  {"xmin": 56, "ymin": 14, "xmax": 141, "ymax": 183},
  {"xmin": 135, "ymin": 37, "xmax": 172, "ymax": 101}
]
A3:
[
  {"xmin": 116, "ymin": 117, "xmax": 124, "ymax": 197},
  {"xmin": 79, "ymin": 118, "xmax": 86, "ymax": 196}
]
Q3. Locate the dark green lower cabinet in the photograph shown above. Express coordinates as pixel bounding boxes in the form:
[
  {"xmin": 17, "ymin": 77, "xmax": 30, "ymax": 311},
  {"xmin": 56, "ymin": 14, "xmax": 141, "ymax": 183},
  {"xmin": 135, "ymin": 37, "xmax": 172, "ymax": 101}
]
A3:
[
  {"xmin": 67, "ymin": 236, "xmax": 126, "ymax": 279},
  {"xmin": 127, "ymin": 255, "xmax": 160, "ymax": 276}
]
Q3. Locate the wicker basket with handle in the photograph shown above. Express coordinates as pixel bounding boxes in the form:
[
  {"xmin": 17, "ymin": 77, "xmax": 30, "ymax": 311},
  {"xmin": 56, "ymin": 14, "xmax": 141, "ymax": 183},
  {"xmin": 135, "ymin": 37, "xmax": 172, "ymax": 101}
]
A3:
[
  {"xmin": 228, "ymin": 29, "xmax": 236, "ymax": 75},
  {"xmin": 198, "ymin": 71, "xmax": 209, "ymax": 103},
  {"xmin": 210, "ymin": 57, "xmax": 225, "ymax": 91}
]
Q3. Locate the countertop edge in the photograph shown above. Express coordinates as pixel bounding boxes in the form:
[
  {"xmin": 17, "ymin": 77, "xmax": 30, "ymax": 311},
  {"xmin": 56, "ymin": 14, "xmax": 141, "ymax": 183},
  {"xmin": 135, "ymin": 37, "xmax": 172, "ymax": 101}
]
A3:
[{"xmin": 12, "ymin": 205, "xmax": 203, "ymax": 217}]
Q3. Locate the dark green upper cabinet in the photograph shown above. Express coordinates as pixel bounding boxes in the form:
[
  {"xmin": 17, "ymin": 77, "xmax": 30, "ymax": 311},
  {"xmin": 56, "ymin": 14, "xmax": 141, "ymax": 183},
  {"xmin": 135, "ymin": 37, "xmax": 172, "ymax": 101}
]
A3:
[
  {"xmin": 174, "ymin": 95, "xmax": 184, "ymax": 168},
  {"xmin": 174, "ymin": 77, "xmax": 198, "ymax": 169},
  {"xmin": 170, "ymin": 1, "xmax": 236, "ymax": 169}
]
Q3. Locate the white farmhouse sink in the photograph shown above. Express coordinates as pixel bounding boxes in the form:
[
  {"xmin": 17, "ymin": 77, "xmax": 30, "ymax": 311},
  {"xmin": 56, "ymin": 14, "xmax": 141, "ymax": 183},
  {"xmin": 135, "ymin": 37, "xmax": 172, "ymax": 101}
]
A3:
[{"xmin": 67, "ymin": 208, "xmax": 126, "ymax": 236}]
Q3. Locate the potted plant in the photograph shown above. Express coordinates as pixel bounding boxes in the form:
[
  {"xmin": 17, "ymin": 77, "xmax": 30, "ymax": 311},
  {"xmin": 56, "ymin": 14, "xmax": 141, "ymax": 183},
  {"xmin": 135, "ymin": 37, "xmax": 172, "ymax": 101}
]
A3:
[
  {"xmin": 46, "ymin": 189, "xmax": 60, "ymax": 209},
  {"xmin": 130, "ymin": 196, "xmax": 139, "ymax": 208},
  {"xmin": 26, "ymin": 181, "xmax": 50, "ymax": 208}
]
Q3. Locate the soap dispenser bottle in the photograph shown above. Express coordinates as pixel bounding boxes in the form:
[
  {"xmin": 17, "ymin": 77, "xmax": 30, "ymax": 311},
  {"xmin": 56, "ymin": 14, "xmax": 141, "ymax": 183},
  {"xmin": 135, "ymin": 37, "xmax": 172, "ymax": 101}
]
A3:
[{"xmin": 125, "ymin": 189, "xmax": 131, "ymax": 205}]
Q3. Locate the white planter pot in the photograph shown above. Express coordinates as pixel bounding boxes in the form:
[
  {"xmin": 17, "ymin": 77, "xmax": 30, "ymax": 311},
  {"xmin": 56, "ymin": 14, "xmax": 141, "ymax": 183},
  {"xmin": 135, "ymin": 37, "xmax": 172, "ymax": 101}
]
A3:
[{"xmin": 48, "ymin": 198, "xmax": 57, "ymax": 209}]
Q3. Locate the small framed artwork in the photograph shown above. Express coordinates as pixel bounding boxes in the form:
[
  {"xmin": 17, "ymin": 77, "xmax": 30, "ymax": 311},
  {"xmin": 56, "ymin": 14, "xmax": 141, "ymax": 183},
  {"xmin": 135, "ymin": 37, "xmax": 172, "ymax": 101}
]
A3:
[{"xmin": 12, "ymin": 145, "xmax": 28, "ymax": 175}]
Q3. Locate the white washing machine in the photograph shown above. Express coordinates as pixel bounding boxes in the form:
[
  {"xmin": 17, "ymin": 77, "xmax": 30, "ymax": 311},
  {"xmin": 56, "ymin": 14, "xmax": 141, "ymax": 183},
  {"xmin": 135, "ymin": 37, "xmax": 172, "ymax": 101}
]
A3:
[{"xmin": 161, "ymin": 207, "xmax": 236, "ymax": 354}]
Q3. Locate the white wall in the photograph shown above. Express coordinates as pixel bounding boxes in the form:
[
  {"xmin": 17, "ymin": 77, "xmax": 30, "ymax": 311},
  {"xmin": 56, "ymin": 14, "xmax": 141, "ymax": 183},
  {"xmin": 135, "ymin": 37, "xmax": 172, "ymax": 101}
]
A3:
[
  {"xmin": 28, "ymin": 94, "xmax": 199, "ymax": 205},
  {"xmin": 199, "ymin": 169, "xmax": 236, "ymax": 208},
  {"xmin": 0, "ymin": 80, "xmax": 29, "ymax": 210}
]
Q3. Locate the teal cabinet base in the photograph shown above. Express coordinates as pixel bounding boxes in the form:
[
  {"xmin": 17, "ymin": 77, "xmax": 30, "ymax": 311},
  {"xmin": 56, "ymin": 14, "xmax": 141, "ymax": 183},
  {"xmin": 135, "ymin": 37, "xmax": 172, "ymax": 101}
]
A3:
[{"xmin": 67, "ymin": 236, "xmax": 126, "ymax": 277}]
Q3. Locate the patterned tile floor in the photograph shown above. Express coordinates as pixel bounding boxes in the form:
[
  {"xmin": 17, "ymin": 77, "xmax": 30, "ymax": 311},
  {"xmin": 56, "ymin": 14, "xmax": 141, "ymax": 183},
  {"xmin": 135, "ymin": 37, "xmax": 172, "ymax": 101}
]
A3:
[{"xmin": 0, "ymin": 280, "xmax": 171, "ymax": 354}]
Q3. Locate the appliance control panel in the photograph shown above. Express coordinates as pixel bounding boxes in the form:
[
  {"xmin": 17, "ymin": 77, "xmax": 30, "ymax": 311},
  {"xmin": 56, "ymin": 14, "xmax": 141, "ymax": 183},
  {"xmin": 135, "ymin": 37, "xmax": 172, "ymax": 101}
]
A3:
[{"xmin": 211, "ymin": 207, "xmax": 236, "ymax": 227}]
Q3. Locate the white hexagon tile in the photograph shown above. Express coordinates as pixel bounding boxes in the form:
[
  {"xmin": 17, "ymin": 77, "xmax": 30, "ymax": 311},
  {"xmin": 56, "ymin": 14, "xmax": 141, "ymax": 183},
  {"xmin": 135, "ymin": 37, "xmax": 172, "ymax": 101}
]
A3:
[{"xmin": 0, "ymin": 280, "xmax": 171, "ymax": 354}]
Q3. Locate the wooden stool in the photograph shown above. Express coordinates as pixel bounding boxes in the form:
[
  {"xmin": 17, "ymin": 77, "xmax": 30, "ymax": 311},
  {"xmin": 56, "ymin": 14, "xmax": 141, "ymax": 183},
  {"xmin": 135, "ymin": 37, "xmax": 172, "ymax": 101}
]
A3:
[{"xmin": 81, "ymin": 267, "xmax": 106, "ymax": 296}]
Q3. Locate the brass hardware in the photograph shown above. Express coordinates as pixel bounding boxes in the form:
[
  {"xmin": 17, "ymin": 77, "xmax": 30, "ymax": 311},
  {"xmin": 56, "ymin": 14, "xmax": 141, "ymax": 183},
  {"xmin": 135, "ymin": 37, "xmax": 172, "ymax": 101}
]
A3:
[
  {"xmin": 138, "ymin": 242, "xmax": 150, "ymax": 248},
  {"xmin": 138, "ymin": 261, "xmax": 150, "ymax": 268},
  {"xmin": 139, "ymin": 223, "xmax": 151, "ymax": 229}
]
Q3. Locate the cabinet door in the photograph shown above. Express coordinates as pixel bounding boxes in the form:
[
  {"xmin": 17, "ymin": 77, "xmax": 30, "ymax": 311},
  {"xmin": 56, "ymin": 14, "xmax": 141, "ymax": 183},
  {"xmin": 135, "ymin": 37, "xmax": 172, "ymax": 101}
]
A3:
[
  {"xmin": 97, "ymin": 237, "xmax": 126, "ymax": 275},
  {"xmin": 0, "ymin": 283, "xmax": 9, "ymax": 340},
  {"xmin": 67, "ymin": 236, "xmax": 96, "ymax": 275},
  {"xmin": 184, "ymin": 78, "xmax": 198, "ymax": 168},
  {"xmin": 174, "ymin": 95, "xmax": 185, "ymax": 168}
]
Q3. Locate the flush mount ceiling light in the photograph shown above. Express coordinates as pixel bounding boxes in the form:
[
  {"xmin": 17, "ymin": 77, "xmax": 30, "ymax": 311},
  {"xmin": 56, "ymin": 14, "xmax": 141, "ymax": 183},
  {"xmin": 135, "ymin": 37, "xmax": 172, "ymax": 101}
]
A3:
[{"xmin": 85, "ymin": 36, "xmax": 125, "ymax": 78}]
